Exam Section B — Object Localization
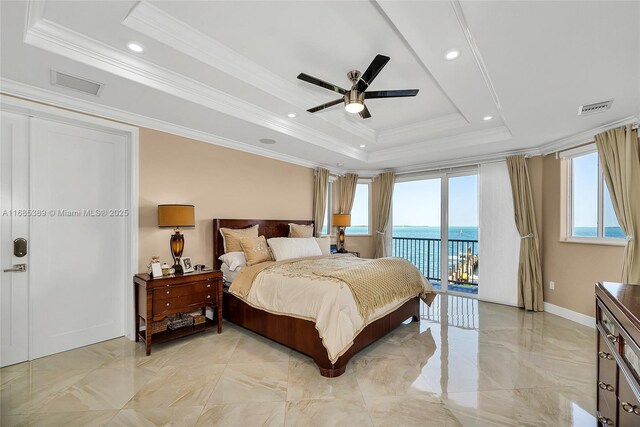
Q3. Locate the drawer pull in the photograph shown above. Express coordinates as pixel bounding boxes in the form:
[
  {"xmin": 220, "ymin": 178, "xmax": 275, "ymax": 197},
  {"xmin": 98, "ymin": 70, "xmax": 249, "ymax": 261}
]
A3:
[
  {"xmin": 598, "ymin": 351, "xmax": 614, "ymax": 360},
  {"xmin": 598, "ymin": 381, "xmax": 614, "ymax": 392},
  {"xmin": 597, "ymin": 414, "xmax": 613, "ymax": 425},
  {"xmin": 606, "ymin": 333, "xmax": 617, "ymax": 343},
  {"xmin": 166, "ymin": 303, "xmax": 170, "ymax": 307},
  {"xmin": 207, "ymin": 295, "xmax": 211, "ymax": 299},
  {"xmin": 621, "ymin": 402, "xmax": 640, "ymax": 415},
  {"xmin": 166, "ymin": 291, "xmax": 170, "ymax": 294},
  {"xmin": 207, "ymin": 284, "xmax": 211, "ymax": 288}
]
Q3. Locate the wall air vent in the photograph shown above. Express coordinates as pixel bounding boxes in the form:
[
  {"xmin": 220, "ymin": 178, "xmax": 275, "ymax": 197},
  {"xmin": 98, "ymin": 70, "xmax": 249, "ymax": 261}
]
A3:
[
  {"xmin": 50, "ymin": 70, "xmax": 104, "ymax": 96},
  {"xmin": 577, "ymin": 99, "xmax": 613, "ymax": 116}
]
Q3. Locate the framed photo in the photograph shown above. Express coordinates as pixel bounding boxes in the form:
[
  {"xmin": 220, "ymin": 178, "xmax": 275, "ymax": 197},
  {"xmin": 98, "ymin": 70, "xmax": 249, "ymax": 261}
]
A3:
[
  {"xmin": 180, "ymin": 257, "xmax": 194, "ymax": 273},
  {"xmin": 150, "ymin": 262, "xmax": 163, "ymax": 278}
]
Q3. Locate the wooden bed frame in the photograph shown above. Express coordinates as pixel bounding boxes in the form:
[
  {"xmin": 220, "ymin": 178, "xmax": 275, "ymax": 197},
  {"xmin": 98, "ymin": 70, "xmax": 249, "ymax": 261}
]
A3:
[{"xmin": 213, "ymin": 218, "xmax": 420, "ymax": 377}]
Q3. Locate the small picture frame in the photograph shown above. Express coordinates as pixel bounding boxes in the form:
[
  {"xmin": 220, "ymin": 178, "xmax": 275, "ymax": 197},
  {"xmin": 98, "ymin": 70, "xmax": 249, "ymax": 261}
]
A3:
[
  {"xmin": 150, "ymin": 262, "xmax": 163, "ymax": 278},
  {"xmin": 180, "ymin": 257, "xmax": 194, "ymax": 273}
]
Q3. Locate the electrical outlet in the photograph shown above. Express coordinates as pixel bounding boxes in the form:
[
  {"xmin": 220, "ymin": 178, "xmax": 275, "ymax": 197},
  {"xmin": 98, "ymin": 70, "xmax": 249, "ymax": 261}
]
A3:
[{"xmin": 549, "ymin": 281, "xmax": 555, "ymax": 290}]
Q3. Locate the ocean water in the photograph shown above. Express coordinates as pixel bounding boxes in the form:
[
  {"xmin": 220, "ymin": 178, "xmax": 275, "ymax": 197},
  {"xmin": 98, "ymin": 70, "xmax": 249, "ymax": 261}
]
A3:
[{"xmin": 574, "ymin": 226, "xmax": 625, "ymax": 239}]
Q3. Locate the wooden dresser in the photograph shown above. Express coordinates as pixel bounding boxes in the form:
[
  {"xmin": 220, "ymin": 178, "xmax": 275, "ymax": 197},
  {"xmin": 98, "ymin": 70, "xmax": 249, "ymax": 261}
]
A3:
[
  {"xmin": 134, "ymin": 270, "xmax": 223, "ymax": 355},
  {"xmin": 595, "ymin": 282, "xmax": 640, "ymax": 426}
]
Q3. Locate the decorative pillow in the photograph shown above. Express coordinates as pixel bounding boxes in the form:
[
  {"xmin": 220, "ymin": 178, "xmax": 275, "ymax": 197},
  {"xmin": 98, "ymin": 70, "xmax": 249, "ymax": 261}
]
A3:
[
  {"xmin": 315, "ymin": 236, "xmax": 331, "ymax": 255},
  {"xmin": 240, "ymin": 235, "xmax": 273, "ymax": 266},
  {"xmin": 218, "ymin": 251, "xmax": 246, "ymax": 271},
  {"xmin": 267, "ymin": 237, "xmax": 322, "ymax": 261},
  {"xmin": 289, "ymin": 223, "xmax": 314, "ymax": 238},
  {"xmin": 220, "ymin": 224, "xmax": 258, "ymax": 253}
]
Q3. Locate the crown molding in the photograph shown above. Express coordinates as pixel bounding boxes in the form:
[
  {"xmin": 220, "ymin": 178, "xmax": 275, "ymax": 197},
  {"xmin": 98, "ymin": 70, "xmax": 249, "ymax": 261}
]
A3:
[
  {"xmin": 538, "ymin": 115, "xmax": 640, "ymax": 156},
  {"xmin": 0, "ymin": 79, "xmax": 325, "ymax": 170},
  {"xmin": 122, "ymin": 1, "xmax": 376, "ymax": 143},
  {"xmin": 23, "ymin": 6, "xmax": 367, "ymax": 162},
  {"xmin": 369, "ymin": 125, "xmax": 512, "ymax": 163},
  {"xmin": 376, "ymin": 113, "xmax": 469, "ymax": 146}
]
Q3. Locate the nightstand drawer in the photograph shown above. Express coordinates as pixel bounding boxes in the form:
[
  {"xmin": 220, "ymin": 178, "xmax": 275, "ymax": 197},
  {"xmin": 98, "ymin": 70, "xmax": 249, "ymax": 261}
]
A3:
[
  {"xmin": 154, "ymin": 280, "xmax": 217, "ymax": 301},
  {"xmin": 153, "ymin": 291, "xmax": 218, "ymax": 317}
]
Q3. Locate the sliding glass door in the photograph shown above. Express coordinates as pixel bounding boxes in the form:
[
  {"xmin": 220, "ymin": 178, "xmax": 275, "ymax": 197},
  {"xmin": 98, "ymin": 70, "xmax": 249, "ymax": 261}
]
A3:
[{"xmin": 392, "ymin": 170, "xmax": 479, "ymax": 296}]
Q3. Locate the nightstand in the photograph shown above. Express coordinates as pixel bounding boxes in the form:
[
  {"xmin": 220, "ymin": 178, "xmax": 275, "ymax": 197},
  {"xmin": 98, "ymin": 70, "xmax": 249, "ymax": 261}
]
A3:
[{"xmin": 134, "ymin": 270, "xmax": 223, "ymax": 355}]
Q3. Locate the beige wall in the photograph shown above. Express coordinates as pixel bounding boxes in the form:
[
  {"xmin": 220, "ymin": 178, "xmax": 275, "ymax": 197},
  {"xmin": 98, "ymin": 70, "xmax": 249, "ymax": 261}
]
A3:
[
  {"xmin": 138, "ymin": 128, "xmax": 314, "ymax": 272},
  {"xmin": 532, "ymin": 154, "xmax": 624, "ymax": 317}
]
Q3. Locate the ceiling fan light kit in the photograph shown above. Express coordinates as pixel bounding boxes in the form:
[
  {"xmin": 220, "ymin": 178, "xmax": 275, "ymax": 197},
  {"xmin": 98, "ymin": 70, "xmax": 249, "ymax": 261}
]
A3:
[{"xmin": 297, "ymin": 54, "xmax": 419, "ymax": 119}]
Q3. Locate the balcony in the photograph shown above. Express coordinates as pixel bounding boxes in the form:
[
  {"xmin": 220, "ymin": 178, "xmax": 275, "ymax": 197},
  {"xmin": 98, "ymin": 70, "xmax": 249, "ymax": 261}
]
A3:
[{"xmin": 392, "ymin": 237, "xmax": 478, "ymax": 295}]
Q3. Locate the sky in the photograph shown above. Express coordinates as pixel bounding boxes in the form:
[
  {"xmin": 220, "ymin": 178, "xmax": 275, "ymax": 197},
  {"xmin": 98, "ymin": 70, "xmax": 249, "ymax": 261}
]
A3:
[
  {"xmin": 392, "ymin": 175, "xmax": 478, "ymax": 226},
  {"xmin": 573, "ymin": 152, "xmax": 619, "ymax": 227}
]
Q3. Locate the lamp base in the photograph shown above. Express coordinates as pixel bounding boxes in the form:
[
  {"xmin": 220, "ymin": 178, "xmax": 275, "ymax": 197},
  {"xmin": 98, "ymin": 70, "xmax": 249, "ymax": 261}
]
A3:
[
  {"xmin": 172, "ymin": 263, "xmax": 183, "ymax": 275},
  {"xmin": 337, "ymin": 248, "xmax": 348, "ymax": 253}
]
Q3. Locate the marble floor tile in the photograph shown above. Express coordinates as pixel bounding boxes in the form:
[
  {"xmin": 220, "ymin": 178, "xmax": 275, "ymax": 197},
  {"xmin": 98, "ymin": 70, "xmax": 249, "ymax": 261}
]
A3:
[
  {"xmin": 107, "ymin": 406, "xmax": 203, "ymax": 427},
  {"xmin": 1, "ymin": 410, "xmax": 117, "ymax": 427},
  {"xmin": 208, "ymin": 362, "xmax": 288, "ymax": 404},
  {"xmin": 285, "ymin": 397, "xmax": 373, "ymax": 427},
  {"xmin": 195, "ymin": 401, "xmax": 285, "ymax": 427},
  {"xmin": 1, "ymin": 294, "xmax": 597, "ymax": 425},
  {"xmin": 37, "ymin": 367, "xmax": 156, "ymax": 412},
  {"xmin": 125, "ymin": 362, "xmax": 225, "ymax": 409}
]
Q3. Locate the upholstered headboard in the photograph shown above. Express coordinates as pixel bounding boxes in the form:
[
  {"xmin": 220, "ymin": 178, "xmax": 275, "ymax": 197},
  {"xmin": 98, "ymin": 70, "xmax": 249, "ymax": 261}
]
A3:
[{"xmin": 212, "ymin": 218, "xmax": 314, "ymax": 270}]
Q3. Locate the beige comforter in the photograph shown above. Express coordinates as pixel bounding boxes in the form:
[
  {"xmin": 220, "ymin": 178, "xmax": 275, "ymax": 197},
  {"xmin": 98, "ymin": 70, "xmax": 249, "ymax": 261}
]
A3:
[{"xmin": 229, "ymin": 255, "xmax": 436, "ymax": 363}]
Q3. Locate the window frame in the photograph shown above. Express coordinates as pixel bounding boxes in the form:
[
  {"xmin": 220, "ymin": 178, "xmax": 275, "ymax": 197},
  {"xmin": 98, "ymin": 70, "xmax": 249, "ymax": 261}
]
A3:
[
  {"xmin": 345, "ymin": 179, "xmax": 372, "ymax": 236},
  {"xmin": 320, "ymin": 180, "xmax": 333, "ymax": 236},
  {"xmin": 564, "ymin": 146, "xmax": 625, "ymax": 246}
]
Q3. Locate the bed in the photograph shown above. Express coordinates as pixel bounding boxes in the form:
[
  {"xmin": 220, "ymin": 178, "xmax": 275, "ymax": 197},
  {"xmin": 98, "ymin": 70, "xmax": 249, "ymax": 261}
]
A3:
[{"xmin": 213, "ymin": 218, "xmax": 434, "ymax": 377}]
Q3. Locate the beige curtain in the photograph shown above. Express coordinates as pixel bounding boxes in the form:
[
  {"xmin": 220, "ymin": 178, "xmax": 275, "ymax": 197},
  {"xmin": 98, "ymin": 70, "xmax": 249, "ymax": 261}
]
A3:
[
  {"xmin": 337, "ymin": 173, "xmax": 359, "ymax": 214},
  {"xmin": 506, "ymin": 156, "xmax": 543, "ymax": 311},
  {"xmin": 595, "ymin": 124, "xmax": 640, "ymax": 284},
  {"xmin": 373, "ymin": 172, "xmax": 395, "ymax": 259},
  {"xmin": 312, "ymin": 168, "xmax": 330, "ymax": 237}
]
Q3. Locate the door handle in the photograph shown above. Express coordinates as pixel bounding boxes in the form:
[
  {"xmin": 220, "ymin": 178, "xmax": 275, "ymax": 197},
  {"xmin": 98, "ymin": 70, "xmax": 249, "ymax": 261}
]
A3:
[{"xmin": 3, "ymin": 264, "xmax": 27, "ymax": 272}]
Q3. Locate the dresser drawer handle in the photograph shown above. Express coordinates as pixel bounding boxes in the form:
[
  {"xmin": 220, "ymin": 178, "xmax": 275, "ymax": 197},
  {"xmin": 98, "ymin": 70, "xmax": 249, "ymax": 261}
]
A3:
[
  {"xmin": 207, "ymin": 295, "xmax": 211, "ymax": 299},
  {"xmin": 597, "ymin": 414, "xmax": 613, "ymax": 425},
  {"xmin": 166, "ymin": 303, "xmax": 170, "ymax": 307},
  {"xmin": 622, "ymin": 402, "xmax": 640, "ymax": 415},
  {"xmin": 598, "ymin": 381, "xmax": 614, "ymax": 392},
  {"xmin": 207, "ymin": 284, "xmax": 211, "ymax": 288},
  {"xmin": 166, "ymin": 291, "xmax": 170, "ymax": 294},
  {"xmin": 606, "ymin": 334, "xmax": 617, "ymax": 343},
  {"xmin": 598, "ymin": 351, "xmax": 614, "ymax": 360}
]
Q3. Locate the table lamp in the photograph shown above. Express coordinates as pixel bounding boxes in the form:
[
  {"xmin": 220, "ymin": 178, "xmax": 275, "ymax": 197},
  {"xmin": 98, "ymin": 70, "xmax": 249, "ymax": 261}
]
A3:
[
  {"xmin": 158, "ymin": 204, "xmax": 195, "ymax": 274},
  {"xmin": 332, "ymin": 214, "xmax": 351, "ymax": 253}
]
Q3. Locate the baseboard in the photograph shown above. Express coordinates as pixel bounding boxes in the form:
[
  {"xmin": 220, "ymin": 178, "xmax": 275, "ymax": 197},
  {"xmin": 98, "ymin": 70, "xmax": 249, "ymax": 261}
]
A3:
[{"xmin": 544, "ymin": 302, "xmax": 595, "ymax": 328}]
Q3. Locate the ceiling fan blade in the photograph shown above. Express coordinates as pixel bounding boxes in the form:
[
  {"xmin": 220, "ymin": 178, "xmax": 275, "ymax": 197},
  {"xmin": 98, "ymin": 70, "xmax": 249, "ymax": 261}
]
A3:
[
  {"xmin": 297, "ymin": 73, "xmax": 346, "ymax": 95},
  {"xmin": 356, "ymin": 54, "xmax": 390, "ymax": 91},
  {"xmin": 365, "ymin": 89, "xmax": 419, "ymax": 99},
  {"xmin": 359, "ymin": 105, "xmax": 371, "ymax": 119},
  {"xmin": 307, "ymin": 98, "xmax": 344, "ymax": 113}
]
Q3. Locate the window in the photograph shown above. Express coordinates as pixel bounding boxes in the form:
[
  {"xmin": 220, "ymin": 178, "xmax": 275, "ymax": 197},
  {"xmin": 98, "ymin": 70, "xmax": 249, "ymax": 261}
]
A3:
[
  {"xmin": 345, "ymin": 182, "xmax": 370, "ymax": 235},
  {"xmin": 321, "ymin": 183, "xmax": 332, "ymax": 235},
  {"xmin": 568, "ymin": 151, "xmax": 624, "ymax": 240}
]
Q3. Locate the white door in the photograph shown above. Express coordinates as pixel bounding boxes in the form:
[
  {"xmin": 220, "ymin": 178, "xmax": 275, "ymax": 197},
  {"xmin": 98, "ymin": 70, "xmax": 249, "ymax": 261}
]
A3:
[
  {"xmin": 1, "ymin": 112, "xmax": 30, "ymax": 367},
  {"xmin": 29, "ymin": 118, "xmax": 127, "ymax": 359}
]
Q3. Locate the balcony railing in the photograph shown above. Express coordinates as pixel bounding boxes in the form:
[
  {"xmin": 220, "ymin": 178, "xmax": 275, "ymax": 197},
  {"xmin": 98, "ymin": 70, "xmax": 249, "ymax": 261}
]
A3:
[{"xmin": 392, "ymin": 237, "xmax": 479, "ymax": 287}]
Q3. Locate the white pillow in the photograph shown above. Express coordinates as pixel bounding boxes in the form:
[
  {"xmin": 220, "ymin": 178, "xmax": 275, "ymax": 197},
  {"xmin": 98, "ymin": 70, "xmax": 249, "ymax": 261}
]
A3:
[
  {"xmin": 218, "ymin": 251, "xmax": 246, "ymax": 271},
  {"xmin": 315, "ymin": 236, "xmax": 331, "ymax": 255},
  {"xmin": 267, "ymin": 237, "xmax": 322, "ymax": 261}
]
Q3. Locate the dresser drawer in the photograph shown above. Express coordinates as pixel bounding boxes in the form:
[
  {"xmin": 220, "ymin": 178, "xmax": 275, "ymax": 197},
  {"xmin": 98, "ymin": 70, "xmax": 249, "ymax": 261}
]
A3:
[
  {"xmin": 599, "ymin": 332, "xmax": 619, "ymax": 388},
  {"xmin": 153, "ymin": 291, "xmax": 218, "ymax": 318},
  {"xmin": 618, "ymin": 375, "xmax": 640, "ymax": 426},
  {"xmin": 154, "ymin": 280, "xmax": 217, "ymax": 301}
]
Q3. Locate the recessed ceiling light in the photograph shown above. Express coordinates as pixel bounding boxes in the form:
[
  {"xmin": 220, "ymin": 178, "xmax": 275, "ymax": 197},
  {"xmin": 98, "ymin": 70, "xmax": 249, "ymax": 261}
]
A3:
[
  {"xmin": 259, "ymin": 138, "xmax": 276, "ymax": 144},
  {"xmin": 444, "ymin": 49, "xmax": 460, "ymax": 61},
  {"xmin": 360, "ymin": 144, "xmax": 366, "ymax": 148},
  {"xmin": 127, "ymin": 42, "xmax": 144, "ymax": 53},
  {"xmin": 287, "ymin": 113, "xmax": 296, "ymax": 118},
  {"xmin": 483, "ymin": 115, "xmax": 493, "ymax": 121}
]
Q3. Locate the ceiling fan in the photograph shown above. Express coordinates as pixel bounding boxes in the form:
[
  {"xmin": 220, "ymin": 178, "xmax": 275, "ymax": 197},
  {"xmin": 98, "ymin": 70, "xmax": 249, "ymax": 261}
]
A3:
[{"xmin": 297, "ymin": 54, "xmax": 419, "ymax": 119}]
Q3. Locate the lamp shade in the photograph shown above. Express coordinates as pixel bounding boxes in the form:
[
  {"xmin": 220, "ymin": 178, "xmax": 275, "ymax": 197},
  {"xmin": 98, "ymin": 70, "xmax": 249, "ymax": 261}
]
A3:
[
  {"xmin": 158, "ymin": 204, "xmax": 195, "ymax": 228},
  {"xmin": 332, "ymin": 213, "xmax": 351, "ymax": 227}
]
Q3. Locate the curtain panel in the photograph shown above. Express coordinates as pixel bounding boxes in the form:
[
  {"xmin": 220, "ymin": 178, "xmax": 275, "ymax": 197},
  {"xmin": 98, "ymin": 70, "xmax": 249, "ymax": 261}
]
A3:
[
  {"xmin": 373, "ymin": 172, "xmax": 395, "ymax": 259},
  {"xmin": 595, "ymin": 124, "xmax": 640, "ymax": 284},
  {"xmin": 337, "ymin": 173, "xmax": 359, "ymax": 214},
  {"xmin": 506, "ymin": 156, "xmax": 544, "ymax": 311},
  {"xmin": 312, "ymin": 168, "xmax": 330, "ymax": 237}
]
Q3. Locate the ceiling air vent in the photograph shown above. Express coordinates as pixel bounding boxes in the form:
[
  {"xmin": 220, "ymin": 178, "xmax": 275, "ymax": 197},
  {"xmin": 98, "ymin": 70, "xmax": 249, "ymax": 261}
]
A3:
[
  {"xmin": 50, "ymin": 70, "xmax": 104, "ymax": 96},
  {"xmin": 577, "ymin": 99, "xmax": 613, "ymax": 116}
]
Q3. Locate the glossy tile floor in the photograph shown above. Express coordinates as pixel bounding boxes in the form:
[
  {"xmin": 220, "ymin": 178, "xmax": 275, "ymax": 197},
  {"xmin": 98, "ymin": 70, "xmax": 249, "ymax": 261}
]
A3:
[{"xmin": 1, "ymin": 294, "xmax": 596, "ymax": 426}]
